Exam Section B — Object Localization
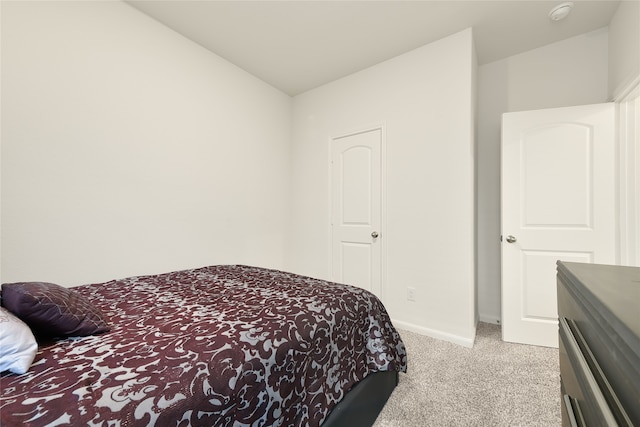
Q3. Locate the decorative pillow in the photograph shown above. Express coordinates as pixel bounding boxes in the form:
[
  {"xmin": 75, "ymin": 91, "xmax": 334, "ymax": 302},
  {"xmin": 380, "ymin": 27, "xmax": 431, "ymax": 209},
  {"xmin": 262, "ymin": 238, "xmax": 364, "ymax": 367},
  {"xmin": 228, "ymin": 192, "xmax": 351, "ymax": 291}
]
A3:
[
  {"xmin": 1, "ymin": 282, "xmax": 110, "ymax": 338},
  {"xmin": 0, "ymin": 306, "xmax": 38, "ymax": 374}
]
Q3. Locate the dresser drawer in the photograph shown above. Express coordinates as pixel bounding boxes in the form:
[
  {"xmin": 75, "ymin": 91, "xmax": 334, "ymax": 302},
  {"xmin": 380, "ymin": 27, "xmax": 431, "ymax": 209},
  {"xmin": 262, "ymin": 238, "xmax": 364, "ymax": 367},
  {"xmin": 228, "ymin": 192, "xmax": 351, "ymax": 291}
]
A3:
[
  {"xmin": 557, "ymin": 262, "xmax": 640, "ymax": 427},
  {"xmin": 559, "ymin": 317, "xmax": 619, "ymax": 426}
]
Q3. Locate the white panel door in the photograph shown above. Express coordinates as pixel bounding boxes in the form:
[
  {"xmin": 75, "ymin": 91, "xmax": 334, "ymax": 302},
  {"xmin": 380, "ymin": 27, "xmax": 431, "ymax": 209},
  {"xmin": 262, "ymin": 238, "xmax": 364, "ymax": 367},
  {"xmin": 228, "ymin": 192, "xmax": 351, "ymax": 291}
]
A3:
[
  {"xmin": 502, "ymin": 103, "xmax": 616, "ymax": 348},
  {"xmin": 331, "ymin": 128, "xmax": 382, "ymax": 297}
]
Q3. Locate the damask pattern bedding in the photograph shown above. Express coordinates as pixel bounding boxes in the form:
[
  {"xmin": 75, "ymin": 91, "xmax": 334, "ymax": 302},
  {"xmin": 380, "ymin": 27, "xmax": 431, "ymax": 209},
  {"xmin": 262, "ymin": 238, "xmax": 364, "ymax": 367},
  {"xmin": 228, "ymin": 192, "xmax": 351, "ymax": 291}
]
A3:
[{"xmin": 1, "ymin": 265, "xmax": 407, "ymax": 426}]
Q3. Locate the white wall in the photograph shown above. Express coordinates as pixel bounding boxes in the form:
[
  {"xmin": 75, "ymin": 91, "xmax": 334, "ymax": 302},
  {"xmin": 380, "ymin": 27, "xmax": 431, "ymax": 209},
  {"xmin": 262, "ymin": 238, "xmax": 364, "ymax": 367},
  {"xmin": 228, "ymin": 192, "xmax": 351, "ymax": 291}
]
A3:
[
  {"xmin": 3, "ymin": 0, "xmax": 627, "ymax": 344},
  {"xmin": 608, "ymin": 0, "xmax": 640, "ymax": 99},
  {"xmin": 476, "ymin": 28, "xmax": 609, "ymax": 323},
  {"xmin": 1, "ymin": 1, "xmax": 291, "ymax": 286},
  {"xmin": 289, "ymin": 29, "xmax": 476, "ymax": 346}
]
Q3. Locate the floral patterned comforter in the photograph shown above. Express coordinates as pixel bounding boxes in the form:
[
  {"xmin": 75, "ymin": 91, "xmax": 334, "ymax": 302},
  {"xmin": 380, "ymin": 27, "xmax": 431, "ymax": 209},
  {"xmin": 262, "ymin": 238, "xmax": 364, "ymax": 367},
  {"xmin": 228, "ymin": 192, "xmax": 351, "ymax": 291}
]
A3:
[{"xmin": 1, "ymin": 265, "xmax": 407, "ymax": 426}]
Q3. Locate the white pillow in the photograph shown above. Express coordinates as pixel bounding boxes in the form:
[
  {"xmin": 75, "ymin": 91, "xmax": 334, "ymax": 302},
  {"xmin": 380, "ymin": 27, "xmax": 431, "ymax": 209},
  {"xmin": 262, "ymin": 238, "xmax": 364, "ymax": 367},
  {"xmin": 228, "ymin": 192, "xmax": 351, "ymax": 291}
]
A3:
[{"xmin": 0, "ymin": 306, "xmax": 38, "ymax": 374}]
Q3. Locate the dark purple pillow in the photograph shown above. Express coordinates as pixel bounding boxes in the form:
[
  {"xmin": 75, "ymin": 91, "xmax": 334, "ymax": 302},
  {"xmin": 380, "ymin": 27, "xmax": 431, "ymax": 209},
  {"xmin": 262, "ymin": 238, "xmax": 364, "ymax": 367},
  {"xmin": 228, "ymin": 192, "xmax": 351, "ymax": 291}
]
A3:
[{"xmin": 1, "ymin": 282, "xmax": 109, "ymax": 338}]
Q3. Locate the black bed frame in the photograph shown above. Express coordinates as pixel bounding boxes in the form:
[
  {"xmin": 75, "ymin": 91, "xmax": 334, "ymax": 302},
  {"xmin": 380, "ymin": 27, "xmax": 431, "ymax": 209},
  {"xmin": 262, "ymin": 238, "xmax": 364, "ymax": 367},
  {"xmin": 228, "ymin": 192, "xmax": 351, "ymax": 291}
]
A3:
[{"xmin": 321, "ymin": 371, "xmax": 399, "ymax": 427}]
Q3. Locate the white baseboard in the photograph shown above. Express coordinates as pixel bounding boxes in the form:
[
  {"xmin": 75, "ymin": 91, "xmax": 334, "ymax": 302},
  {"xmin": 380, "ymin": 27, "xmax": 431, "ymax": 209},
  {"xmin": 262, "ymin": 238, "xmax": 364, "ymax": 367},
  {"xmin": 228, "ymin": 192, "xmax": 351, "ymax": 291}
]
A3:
[
  {"xmin": 479, "ymin": 314, "xmax": 501, "ymax": 325},
  {"xmin": 391, "ymin": 319, "xmax": 476, "ymax": 348}
]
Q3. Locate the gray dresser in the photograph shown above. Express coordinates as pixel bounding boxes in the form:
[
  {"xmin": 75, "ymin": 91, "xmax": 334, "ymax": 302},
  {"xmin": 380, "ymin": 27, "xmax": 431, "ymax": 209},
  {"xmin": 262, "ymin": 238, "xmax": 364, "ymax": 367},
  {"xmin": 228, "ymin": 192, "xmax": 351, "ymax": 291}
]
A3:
[{"xmin": 557, "ymin": 261, "xmax": 639, "ymax": 426}]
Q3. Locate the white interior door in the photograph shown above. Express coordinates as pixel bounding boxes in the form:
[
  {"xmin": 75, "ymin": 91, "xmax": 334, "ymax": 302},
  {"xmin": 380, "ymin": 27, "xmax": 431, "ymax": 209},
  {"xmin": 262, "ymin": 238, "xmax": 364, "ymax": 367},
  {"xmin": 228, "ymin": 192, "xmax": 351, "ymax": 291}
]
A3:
[
  {"xmin": 501, "ymin": 103, "xmax": 616, "ymax": 348},
  {"xmin": 331, "ymin": 128, "xmax": 382, "ymax": 298}
]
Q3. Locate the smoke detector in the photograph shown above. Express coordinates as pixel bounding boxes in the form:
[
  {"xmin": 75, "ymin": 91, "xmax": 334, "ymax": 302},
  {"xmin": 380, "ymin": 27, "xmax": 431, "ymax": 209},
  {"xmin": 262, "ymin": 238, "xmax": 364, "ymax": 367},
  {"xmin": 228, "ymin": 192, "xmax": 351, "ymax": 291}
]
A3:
[{"xmin": 549, "ymin": 2, "xmax": 574, "ymax": 21}]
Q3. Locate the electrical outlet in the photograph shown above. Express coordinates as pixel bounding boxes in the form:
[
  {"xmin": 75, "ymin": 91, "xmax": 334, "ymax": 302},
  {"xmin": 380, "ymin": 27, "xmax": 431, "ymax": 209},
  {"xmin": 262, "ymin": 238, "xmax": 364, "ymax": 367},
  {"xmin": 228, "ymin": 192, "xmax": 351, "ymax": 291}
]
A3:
[{"xmin": 407, "ymin": 287, "xmax": 416, "ymax": 302}]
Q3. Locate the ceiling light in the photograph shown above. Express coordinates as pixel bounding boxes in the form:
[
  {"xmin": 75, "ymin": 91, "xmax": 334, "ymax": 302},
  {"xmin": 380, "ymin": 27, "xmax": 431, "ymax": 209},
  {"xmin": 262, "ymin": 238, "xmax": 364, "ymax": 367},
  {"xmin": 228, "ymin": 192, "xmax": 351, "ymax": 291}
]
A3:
[{"xmin": 549, "ymin": 2, "xmax": 574, "ymax": 21}]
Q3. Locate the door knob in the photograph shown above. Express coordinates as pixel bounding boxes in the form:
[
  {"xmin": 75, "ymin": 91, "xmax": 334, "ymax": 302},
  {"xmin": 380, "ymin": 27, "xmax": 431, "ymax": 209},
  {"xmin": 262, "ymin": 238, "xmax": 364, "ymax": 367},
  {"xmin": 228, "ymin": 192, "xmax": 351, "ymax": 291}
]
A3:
[
  {"xmin": 371, "ymin": 231, "xmax": 379, "ymax": 238},
  {"xmin": 506, "ymin": 235, "xmax": 517, "ymax": 243}
]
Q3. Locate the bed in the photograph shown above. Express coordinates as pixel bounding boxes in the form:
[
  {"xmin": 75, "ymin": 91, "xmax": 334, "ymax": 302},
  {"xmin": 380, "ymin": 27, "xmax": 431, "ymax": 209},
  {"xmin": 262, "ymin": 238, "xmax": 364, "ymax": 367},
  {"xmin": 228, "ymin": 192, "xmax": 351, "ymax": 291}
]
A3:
[{"xmin": 0, "ymin": 265, "xmax": 407, "ymax": 426}]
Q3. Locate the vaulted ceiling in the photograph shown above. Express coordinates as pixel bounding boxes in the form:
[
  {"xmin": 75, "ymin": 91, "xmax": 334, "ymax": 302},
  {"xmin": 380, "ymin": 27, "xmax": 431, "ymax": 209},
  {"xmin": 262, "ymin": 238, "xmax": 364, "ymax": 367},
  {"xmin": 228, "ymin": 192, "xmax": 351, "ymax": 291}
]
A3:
[{"xmin": 127, "ymin": 1, "xmax": 622, "ymax": 95}]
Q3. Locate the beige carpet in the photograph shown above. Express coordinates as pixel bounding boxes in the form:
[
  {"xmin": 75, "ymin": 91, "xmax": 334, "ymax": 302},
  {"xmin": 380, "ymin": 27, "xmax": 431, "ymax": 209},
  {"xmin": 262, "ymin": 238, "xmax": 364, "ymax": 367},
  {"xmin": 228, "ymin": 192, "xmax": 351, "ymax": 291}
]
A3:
[{"xmin": 374, "ymin": 322, "xmax": 561, "ymax": 426}]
